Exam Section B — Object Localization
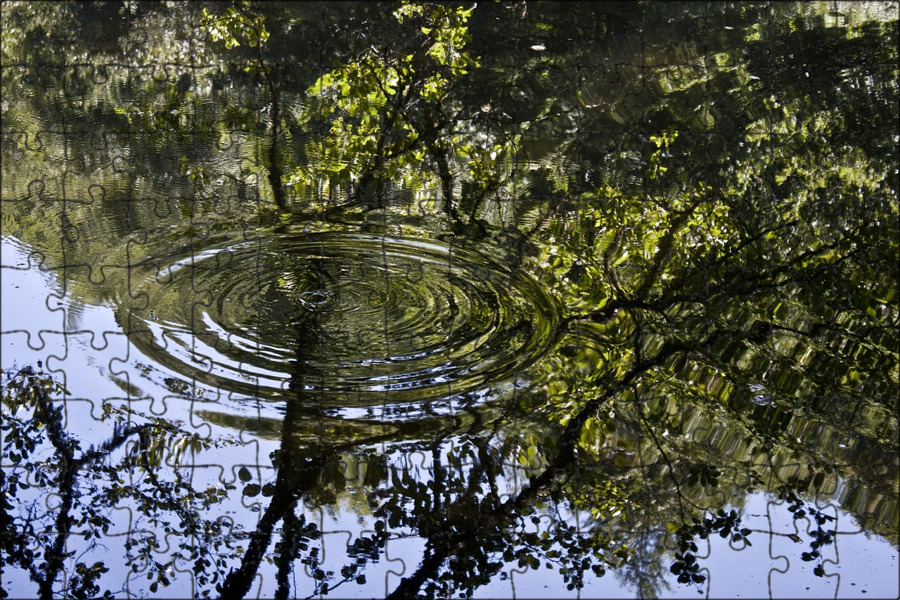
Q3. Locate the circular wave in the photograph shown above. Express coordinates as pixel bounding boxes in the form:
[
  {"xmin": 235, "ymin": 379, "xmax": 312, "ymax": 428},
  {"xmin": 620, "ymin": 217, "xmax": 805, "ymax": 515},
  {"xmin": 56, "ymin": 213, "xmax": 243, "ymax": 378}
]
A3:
[{"xmin": 124, "ymin": 232, "xmax": 559, "ymax": 406}]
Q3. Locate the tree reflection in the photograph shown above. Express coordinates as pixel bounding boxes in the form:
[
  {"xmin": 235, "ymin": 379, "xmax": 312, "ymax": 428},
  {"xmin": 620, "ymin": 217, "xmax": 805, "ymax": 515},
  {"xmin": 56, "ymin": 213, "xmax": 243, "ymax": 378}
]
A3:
[
  {"xmin": 0, "ymin": 366, "xmax": 235, "ymax": 599},
  {"xmin": 1, "ymin": 1, "xmax": 897, "ymax": 599}
]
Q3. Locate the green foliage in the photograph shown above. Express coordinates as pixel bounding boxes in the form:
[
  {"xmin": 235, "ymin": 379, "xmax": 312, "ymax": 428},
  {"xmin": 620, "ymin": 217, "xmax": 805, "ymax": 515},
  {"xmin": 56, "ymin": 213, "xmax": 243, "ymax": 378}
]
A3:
[
  {"xmin": 200, "ymin": 1, "xmax": 270, "ymax": 50},
  {"xmin": 512, "ymin": 10, "xmax": 898, "ymax": 592},
  {"xmin": 287, "ymin": 1, "xmax": 503, "ymax": 207}
]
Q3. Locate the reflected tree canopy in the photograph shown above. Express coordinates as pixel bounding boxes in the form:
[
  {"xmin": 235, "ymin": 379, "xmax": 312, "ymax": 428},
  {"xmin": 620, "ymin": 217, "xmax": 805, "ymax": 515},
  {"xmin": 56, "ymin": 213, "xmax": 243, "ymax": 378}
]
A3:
[{"xmin": 1, "ymin": 1, "xmax": 898, "ymax": 599}]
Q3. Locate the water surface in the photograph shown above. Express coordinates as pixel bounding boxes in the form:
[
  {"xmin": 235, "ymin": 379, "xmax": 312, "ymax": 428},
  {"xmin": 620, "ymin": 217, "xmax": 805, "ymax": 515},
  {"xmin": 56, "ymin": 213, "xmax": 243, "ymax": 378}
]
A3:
[{"xmin": 1, "ymin": 2, "xmax": 897, "ymax": 598}]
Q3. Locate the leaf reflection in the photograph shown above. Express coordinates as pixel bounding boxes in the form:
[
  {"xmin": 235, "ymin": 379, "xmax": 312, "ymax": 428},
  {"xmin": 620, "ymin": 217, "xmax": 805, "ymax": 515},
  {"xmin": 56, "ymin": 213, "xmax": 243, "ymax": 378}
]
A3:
[{"xmin": 1, "ymin": 1, "xmax": 897, "ymax": 599}]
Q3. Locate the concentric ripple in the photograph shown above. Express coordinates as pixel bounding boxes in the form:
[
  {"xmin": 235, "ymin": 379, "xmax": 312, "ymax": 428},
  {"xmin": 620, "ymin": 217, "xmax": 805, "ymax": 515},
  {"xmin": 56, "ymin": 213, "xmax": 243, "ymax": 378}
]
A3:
[{"xmin": 124, "ymin": 233, "xmax": 559, "ymax": 406}]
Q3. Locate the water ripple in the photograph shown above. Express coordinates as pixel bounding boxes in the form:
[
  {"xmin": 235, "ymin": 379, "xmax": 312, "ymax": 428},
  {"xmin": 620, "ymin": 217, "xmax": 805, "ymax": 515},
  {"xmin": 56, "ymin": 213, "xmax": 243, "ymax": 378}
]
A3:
[{"xmin": 122, "ymin": 232, "xmax": 559, "ymax": 406}]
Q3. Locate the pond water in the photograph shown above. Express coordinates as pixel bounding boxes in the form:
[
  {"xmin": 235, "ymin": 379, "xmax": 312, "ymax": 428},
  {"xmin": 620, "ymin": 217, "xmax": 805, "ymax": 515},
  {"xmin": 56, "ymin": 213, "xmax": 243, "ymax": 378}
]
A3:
[
  {"xmin": 122, "ymin": 231, "xmax": 560, "ymax": 405},
  {"xmin": 2, "ymin": 2, "xmax": 898, "ymax": 599}
]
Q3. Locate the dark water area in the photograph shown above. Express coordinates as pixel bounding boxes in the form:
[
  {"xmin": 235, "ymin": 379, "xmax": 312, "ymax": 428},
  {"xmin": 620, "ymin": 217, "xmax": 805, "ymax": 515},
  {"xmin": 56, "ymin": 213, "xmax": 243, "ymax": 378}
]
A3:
[{"xmin": 2, "ymin": 2, "xmax": 898, "ymax": 598}]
